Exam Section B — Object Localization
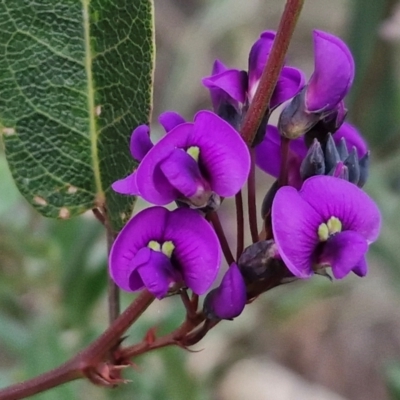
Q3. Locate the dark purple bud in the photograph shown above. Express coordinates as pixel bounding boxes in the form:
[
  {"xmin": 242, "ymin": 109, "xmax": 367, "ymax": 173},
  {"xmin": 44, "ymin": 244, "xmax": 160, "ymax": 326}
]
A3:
[
  {"xmin": 238, "ymin": 240, "xmax": 282, "ymax": 282},
  {"xmin": 203, "ymin": 264, "xmax": 246, "ymax": 320},
  {"xmin": 300, "ymin": 139, "xmax": 325, "ymax": 180},
  {"xmin": 358, "ymin": 151, "xmax": 370, "ymax": 187},
  {"xmin": 324, "ymin": 133, "xmax": 341, "ymax": 172},
  {"xmin": 328, "ymin": 162, "xmax": 349, "ymax": 180},
  {"xmin": 278, "ymin": 88, "xmax": 321, "ymax": 139},
  {"xmin": 343, "ymin": 148, "xmax": 360, "ymax": 184},
  {"xmin": 337, "ymin": 137, "xmax": 349, "ymax": 160}
]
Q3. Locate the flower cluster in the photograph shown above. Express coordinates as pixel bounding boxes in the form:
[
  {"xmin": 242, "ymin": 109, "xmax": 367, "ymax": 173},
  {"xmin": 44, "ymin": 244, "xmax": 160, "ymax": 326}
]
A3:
[{"xmin": 109, "ymin": 28, "xmax": 381, "ymax": 321}]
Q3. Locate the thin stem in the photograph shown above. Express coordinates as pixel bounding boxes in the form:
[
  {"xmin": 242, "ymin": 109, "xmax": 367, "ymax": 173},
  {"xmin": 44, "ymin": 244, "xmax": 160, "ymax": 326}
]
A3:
[
  {"xmin": 80, "ymin": 290, "xmax": 154, "ymax": 359},
  {"xmin": 240, "ymin": 0, "xmax": 305, "ymax": 145},
  {"xmin": 92, "ymin": 208, "xmax": 106, "ymax": 225},
  {"xmin": 180, "ymin": 290, "xmax": 198, "ymax": 320},
  {"xmin": 248, "ymin": 149, "xmax": 259, "ymax": 243},
  {"xmin": 103, "ymin": 207, "xmax": 120, "ymax": 325},
  {"xmin": 208, "ymin": 212, "xmax": 235, "ymax": 265},
  {"xmin": 106, "ymin": 228, "xmax": 120, "ymax": 325},
  {"xmin": 235, "ymin": 190, "xmax": 244, "ymax": 260}
]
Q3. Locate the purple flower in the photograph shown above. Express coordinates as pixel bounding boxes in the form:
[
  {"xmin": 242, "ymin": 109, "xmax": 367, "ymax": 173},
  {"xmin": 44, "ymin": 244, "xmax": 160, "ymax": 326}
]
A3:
[
  {"xmin": 109, "ymin": 206, "xmax": 221, "ymax": 298},
  {"xmin": 255, "ymin": 122, "xmax": 367, "ymax": 186},
  {"xmin": 203, "ymin": 263, "xmax": 247, "ymax": 320},
  {"xmin": 202, "ymin": 31, "xmax": 304, "ymax": 119},
  {"xmin": 279, "ymin": 30, "xmax": 355, "ymax": 138},
  {"xmin": 306, "ymin": 31, "xmax": 354, "ymax": 113},
  {"xmin": 272, "ymin": 176, "xmax": 381, "ymax": 279},
  {"xmin": 113, "ymin": 111, "xmax": 250, "ymax": 207}
]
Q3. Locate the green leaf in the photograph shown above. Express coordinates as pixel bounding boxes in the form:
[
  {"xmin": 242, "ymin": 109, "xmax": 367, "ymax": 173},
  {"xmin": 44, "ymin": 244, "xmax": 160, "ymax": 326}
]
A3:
[{"xmin": 0, "ymin": 0, "xmax": 154, "ymax": 230}]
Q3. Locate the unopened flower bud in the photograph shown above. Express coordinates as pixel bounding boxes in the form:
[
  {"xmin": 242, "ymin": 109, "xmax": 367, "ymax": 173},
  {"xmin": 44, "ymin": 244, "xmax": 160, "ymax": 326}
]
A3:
[
  {"xmin": 337, "ymin": 137, "xmax": 349, "ymax": 160},
  {"xmin": 324, "ymin": 133, "xmax": 341, "ymax": 171},
  {"xmin": 300, "ymin": 139, "xmax": 325, "ymax": 180},
  {"xmin": 278, "ymin": 89, "xmax": 321, "ymax": 139},
  {"xmin": 343, "ymin": 148, "xmax": 360, "ymax": 184},
  {"xmin": 203, "ymin": 263, "xmax": 246, "ymax": 320},
  {"xmin": 358, "ymin": 152, "xmax": 370, "ymax": 188}
]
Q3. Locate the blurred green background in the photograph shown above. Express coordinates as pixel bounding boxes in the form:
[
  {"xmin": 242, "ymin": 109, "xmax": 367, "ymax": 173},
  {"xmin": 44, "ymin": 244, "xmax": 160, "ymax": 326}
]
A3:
[{"xmin": 1, "ymin": 0, "xmax": 400, "ymax": 399}]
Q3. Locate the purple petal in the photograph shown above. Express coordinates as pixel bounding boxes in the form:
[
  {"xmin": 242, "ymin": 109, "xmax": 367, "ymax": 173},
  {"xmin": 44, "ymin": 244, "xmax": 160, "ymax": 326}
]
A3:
[
  {"xmin": 318, "ymin": 231, "xmax": 368, "ymax": 279},
  {"xmin": 158, "ymin": 111, "xmax": 186, "ymax": 133},
  {"xmin": 270, "ymin": 66, "xmax": 306, "ymax": 109},
  {"xmin": 132, "ymin": 249, "xmax": 177, "ymax": 299},
  {"xmin": 212, "ymin": 59, "xmax": 228, "ymax": 75},
  {"xmin": 130, "ymin": 125, "xmax": 153, "ymax": 162},
  {"xmin": 127, "ymin": 247, "xmax": 150, "ymax": 291},
  {"xmin": 333, "ymin": 122, "xmax": 368, "ymax": 158},
  {"xmin": 159, "ymin": 149, "xmax": 203, "ymax": 198},
  {"xmin": 352, "ymin": 255, "xmax": 368, "ymax": 277},
  {"xmin": 306, "ymin": 30, "xmax": 355, "ymax": 112},
  {"xmin": 191, "ymin": 111, "xmax": 250, "ymax": 197},
  {"xmin": 164, "ymin": 208, "xmax": 221, "ymax": 294},
  {"xmin": 202, "ymin": 69, "xmax": 247, "ymax": 110},
  {"xmin": 207, "ymin": 263, "xmax": 247, "ymax": 319},
  {"xmin": 255, "ymin": 125, "xmax": 306, "ymax": 178},
  {"xmin": 332, "ymin": 101, "xmax": 347, "ymax": 129},
  {"xmin": 248, "ymin": 31, "xmax": 276, "ymax": 100},
  {"xmin": 112, "ymin": 171, "xmax": 140, "ymax": 195},
  {"xmin": 299, "ymin": 176, "xmax": 381, "ymax": 243},
  {"xmin": 272, "ymin": 186, "xmax": 322, "ymax": 278},
  {"xmin": 255, "ymin": 125, "xmax": 282, "ymax": 177},
  {"xmin": 136, "ymin": 123, "xmax": 194, "ymax": 205},
  {"xmin": 109, "ymin": 207, "xmax": 169, "ymax": 291}
]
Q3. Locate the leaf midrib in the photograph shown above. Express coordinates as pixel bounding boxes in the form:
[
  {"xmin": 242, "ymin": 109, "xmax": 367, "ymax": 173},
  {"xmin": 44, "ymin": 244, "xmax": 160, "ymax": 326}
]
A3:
[{"xmin": 82, "ymin": 0, "xmax": 103, "ymax": 204}]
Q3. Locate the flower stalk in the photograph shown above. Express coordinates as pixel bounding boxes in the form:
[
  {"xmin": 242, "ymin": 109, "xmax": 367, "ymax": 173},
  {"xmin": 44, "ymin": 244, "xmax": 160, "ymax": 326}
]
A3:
[{"xmin": 240, "ymin": 0, "xmax": 305, "ymax": 146}]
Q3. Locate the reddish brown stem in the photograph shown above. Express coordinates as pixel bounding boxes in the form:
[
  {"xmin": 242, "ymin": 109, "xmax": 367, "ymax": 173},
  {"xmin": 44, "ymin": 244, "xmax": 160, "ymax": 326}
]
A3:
[
  {"xmin": 209, "ymin": 212, "xmax": 235, "ymax": 265},
  {"xmin": 247, "ymin": 149, "xmax": 259, "ymax": 243},
  {"xmin": 0, "ymin": 290, "xmax": 155, "ymax": 400},
  {"xmin": 235, "ymin": 190, "xmax": 244, "ymax": 260},
  {"xmin": 240, "ymin": 0, "xmax": 305, "ymax": 146},
  {"xmin": 79, "ymin": 290, "xmax": 154, "ymax": 359},
  {"xmin": 0, "ymin": 361, "xmax": 82, "ymax": 400}
]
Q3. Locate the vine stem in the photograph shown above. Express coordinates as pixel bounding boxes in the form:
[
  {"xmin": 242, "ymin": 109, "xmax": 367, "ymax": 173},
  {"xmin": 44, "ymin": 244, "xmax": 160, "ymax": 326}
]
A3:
[
  {"xmin": 240, "ymin": 0, "xmax": 305, "ymax": 146},
  {"xmin": 0, "ymin": 290, "xmax": 155, "ymax": 400}
]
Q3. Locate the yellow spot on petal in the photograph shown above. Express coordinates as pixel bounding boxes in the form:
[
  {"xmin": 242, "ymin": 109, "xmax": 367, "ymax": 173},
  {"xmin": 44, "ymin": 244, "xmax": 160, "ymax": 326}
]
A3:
[
  {"xmin": 59, "ymin": 207, "xmax": 70, "ymax": 219},
  {"xmin": 318, "ymin": 223, "xmax": 329, "ymax": 241},
  {"xmin": 148, "ymin": 240, "xmax": 161, "ymax": 252},
  {"xmin": 33, "ymin": 196, "xmax": 47, "ymax": 206},
  {"xmin": 187, "ymin": 146, "xmax": 200, "ymax": 162},
  {"xmin": 161, "ymin": 241, "xmax": 175, "ymax": 258}
]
